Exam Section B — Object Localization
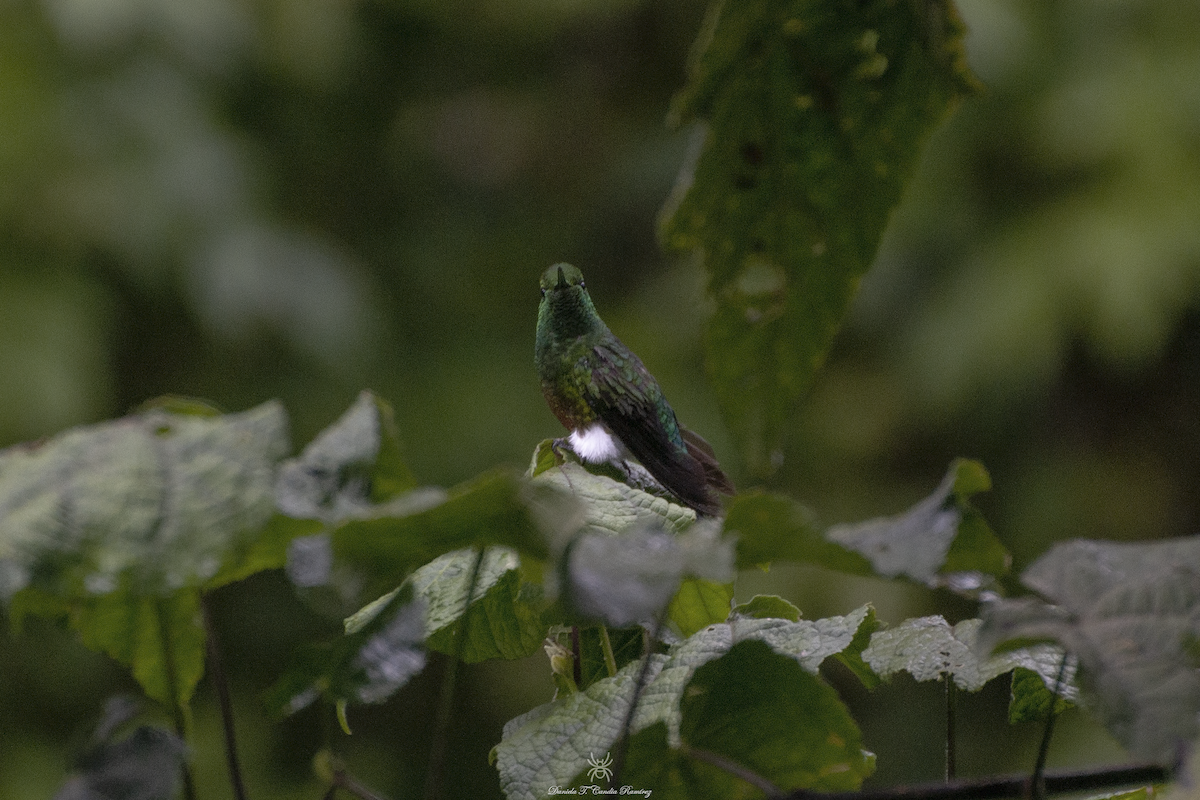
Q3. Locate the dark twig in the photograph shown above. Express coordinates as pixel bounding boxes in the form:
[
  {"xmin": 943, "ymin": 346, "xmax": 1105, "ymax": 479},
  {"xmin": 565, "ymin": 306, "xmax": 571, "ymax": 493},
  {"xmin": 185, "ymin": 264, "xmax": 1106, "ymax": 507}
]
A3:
[
  {"xmin": 201, "ymin": 593, "xmax": 248, "ymax": 800},
  {"xmin": 422, "ymin": 546, "xmax": 488, "ymax": 800},
  {"xmin": 683, "ymin": 745, "xmax": 784, "ymax": 797},
  {"xmin": 945, "ymin": 678, "xmax": 957, "ymax": 782},
  {"xmin": 1030, "ymin": 653, "xmax": 1070, "ymax": 800},
  {"xmin": 783, "ymin": 762, "xmax": 1169, "ymax": 800}
]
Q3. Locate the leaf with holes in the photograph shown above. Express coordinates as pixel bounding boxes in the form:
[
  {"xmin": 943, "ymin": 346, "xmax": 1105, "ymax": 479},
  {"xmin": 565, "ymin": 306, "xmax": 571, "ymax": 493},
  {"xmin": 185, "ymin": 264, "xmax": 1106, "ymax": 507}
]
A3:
[{"xmin": 661, "ymin": 0, "xmax": 978, "ymax": 470}]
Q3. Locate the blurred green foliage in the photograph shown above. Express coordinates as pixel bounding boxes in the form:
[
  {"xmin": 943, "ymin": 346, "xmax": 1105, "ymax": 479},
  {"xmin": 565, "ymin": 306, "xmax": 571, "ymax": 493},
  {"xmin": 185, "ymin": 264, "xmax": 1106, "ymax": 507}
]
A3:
[{"xmin": 1, "ymin": 0, "xmax": 1198, "ymax": 797}]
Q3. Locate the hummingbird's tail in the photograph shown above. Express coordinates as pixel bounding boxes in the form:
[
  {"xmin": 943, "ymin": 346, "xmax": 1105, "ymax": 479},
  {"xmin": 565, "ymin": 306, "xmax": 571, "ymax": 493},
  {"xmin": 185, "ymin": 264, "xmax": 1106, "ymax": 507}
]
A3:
[{"xmin": 681, "ymin": 427, "xmax": 736, "ymax": 509}]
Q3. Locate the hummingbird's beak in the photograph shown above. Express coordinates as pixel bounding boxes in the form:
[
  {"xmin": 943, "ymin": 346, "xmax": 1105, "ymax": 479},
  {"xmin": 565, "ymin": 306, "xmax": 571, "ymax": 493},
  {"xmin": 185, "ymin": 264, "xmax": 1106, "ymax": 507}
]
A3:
[{"xmin": 556, "ymin": 266, "xmax": 568, "ymax": 289}]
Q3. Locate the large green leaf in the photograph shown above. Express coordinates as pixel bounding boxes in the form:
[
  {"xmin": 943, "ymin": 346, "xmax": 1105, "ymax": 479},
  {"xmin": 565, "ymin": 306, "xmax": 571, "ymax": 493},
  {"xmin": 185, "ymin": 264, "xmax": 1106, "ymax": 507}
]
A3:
[
  {"xmin": 493, "ymin": 604, "xmax": 874, "ymax": 799},
  {"xmin": 0, "ymin": 400, "xmax": 288, "ymax": 599},
  {"xmin": 723, "ymin": 489, "xmax": 871, "ymax": 572},
  {"xmin": 325, "ymin": 469, "xmax": 554, "ymax": 594},
  {"xmin": 979, "ymin": 536, "xmax": 1200, "ymax": 760},
  {"xmin": 275, "ymin": 390, "xmax": 416, "ymax": 522},
  {"xmin": 0, "ymin": 401, "xmax": 291, "ymax": 708},
  {"xmin": 616, "ymin": 642, "xmax": 876, "ymax": 798},
  {"xmin": 267, "ymin": 583, "xmax": 427, "ymax": 717},
  {"xmin": 660, "ymin": 0, "xmax": 977, "ymax": 470},
  {"xmin": 72, "ymin": 589, "xmax": 208, "ymax": 709},
  {"xmin": 677, "ymin": 639, "xmax": 872, "ymax": 792},
  {"xmin": 862, "ymin": 615, "xmax": 1076, "ymax": 696},
  {"xmin": 531, "ymin": 443, "xmax": 698, "ymax": 536},
  {"xmin": 413, "ymin": 547, "xmax": 546, "ymax": 663},
  {"xmin": 826, "ymin": 459, "xmax": 1009, "ymax": 593}
]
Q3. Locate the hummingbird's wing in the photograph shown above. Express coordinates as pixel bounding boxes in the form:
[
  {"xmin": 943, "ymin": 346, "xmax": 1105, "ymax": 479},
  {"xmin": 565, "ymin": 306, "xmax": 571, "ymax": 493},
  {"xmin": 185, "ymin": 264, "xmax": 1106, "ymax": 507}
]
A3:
[{"xmin": 581, "ymin": 341, "xmax": 726, "ymax": 515}]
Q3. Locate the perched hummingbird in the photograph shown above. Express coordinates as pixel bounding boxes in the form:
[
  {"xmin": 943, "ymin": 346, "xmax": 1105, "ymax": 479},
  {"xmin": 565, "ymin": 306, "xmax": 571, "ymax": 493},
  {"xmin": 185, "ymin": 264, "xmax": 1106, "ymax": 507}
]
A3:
[{"xmin": 536, "ymin": 263, "xmax": 734, "ymax": 516}]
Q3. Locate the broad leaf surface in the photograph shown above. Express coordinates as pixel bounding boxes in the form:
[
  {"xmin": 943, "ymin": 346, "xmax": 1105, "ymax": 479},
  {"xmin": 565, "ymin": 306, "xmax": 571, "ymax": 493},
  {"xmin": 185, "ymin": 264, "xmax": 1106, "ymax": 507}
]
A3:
[
  {"xmin": 72, "ymin": 589, "xmax": 208, "ymax": 709},
  {"xmin": 267, "ymin": 584, "xmax": 427, "ymax": 716},
  {"xmin": 533, "ymin": 454, "xmax": 697, "ymax": 536},
  {"xmin": 0, "ymin": 401, "xmax": 290, "ymax": 706},
  {"xmin": 276, "ymin": 390, "xmax": 415, "ymax": 522},
  {"xmin": 980, "ymin": 536, "xmax": 1200, "ymax": 760},
  {"xmin": 732, "ymin": 594, "xmax": 801, "ymax": 622},
  {"xmin": 660, "ymin": 0, "xmax": 977, "ymax": 470},
  {"xmin": 562, "ymin": 521, "xmax": 734, "ymax": 629},
  {"xmin": 494, "ymin": 604, "xmax": 874, "ymax": 799},
  {"xmin": 724, "ymin": 489, "xmax": 871, "ymax": 572},
  {"xmin": 613, "ymin": 643, "xmax": 876, "ymax": 797},
  {"xmin": 0, "ymin": 400, "xmax": 288, "ymax": 599},
  {"xmin": 668, "ymin": 578, "xmax": 734, "ymax": 638},
  {"xmin": 863, "ymin": 615, "xmax": 1076, "ymax": 695},
  {"xmin": 826, "ymin": 459, "xmax": 1009, "ymax": 593},
  {"xmin": 411, "ymin": 547, "xmax": 545, "ymax": 662},
  {"xmin": 677, "ymin": 639, "xmax": 873, "ymax": 791}
]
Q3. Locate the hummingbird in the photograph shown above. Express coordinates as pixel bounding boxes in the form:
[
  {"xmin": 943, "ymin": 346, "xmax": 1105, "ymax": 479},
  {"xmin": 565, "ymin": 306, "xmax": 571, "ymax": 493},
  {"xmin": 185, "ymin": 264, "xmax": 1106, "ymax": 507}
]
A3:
[{"xmin": 535, "ymin": 263, "xmax": 734, "ymax": 516}]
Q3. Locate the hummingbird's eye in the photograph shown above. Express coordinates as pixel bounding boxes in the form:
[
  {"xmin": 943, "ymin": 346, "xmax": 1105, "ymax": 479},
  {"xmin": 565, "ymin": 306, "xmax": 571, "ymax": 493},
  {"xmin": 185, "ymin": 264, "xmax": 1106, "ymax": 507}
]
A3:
[{"xmin": 540, "ymin": 288, "xmax": 546, "ymax": 297}]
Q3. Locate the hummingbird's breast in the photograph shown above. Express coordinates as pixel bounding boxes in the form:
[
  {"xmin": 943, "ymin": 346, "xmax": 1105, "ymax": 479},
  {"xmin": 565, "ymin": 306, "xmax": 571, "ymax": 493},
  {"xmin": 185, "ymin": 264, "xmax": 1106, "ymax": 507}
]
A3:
[{"xmin": 537, "ymin": 335, "xmax": 598, "ymax": 430}]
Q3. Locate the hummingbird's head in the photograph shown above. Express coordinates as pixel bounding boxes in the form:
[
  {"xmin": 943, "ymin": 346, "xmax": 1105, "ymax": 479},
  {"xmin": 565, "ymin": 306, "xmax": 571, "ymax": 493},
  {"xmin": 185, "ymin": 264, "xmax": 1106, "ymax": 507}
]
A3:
[
  {"xmin": 540, "ymin": 263, "xmax": 585, "ymax": 295},
  {"xmin": 537, "ymin": 263, "xmax": 603, "ymax": 339}
]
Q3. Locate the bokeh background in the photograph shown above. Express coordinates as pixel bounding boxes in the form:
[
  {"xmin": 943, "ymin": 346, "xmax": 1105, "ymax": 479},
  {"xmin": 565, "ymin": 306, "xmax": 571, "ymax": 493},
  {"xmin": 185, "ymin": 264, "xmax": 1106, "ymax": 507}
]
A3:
[{"xmin": 2, "ymin": 0, "xmax": 1198, "ymax": 796}]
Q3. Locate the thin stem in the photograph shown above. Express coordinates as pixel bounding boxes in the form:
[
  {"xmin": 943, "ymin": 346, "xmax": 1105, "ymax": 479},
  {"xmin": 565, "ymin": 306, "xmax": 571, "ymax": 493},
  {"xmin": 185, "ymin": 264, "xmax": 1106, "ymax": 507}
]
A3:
[
  {"xmin": 1031, "ymin": 654, "xmax": 1070, "ymax": 800},
  {"xmin": 683, "ymin": 745, "xmax": 783, "ymax": 797},
  {"xmin": 946, "ymin": 678, "xmax": 957, "ymax": 782},
  {"xmin": 422, "ymin": 547, "xmax": 487, "ymax": 800},
  {"xmin": 598, "ymin": 625, "xmax": 618, "ymax": 678},
  {"xmin": 155, "ymin": 598, "xmax": 197, "ymax": 800},
  {"xmin": 571, "ymin": 626, "xmax": 583, "ymax": 687},
  {"xmin": 201, "ymin": 593, "xmax": 248, "ymax": 800},
  {"xmin": 609, "ymin": 609, "xmax": 666, "ymax": 788}
]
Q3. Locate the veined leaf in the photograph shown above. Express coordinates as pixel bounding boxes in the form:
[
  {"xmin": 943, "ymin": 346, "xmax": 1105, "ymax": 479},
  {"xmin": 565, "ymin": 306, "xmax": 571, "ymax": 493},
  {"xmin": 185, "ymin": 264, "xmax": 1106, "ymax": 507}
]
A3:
[
  {"xmin": 267, "ymin": 583, "xmax": 427, "ymax": 716},
  {"xmin": 72, "ymin": 589, "xmax": 208, "ymax": 709},
  {"xmin": 668, "ymin": 578, "xmax": 734, "ymax": 638},
  {"xmin": 863, "ymin": 615, "xmax": 1076, "ymax": 696},
  {"xmin": 534, "ymin": 457, "xmax": 698, "ymax": 536},
  {"xmin": 0, "ymin": 401, "xmax": 290, "ymax": 709},
  {"xmin": 677, "ymin": 639, "xmax": 872, "ymax": 791},
  {"xmin": 413, "ymin": 547, "xmax": 545, "ymax": 663},
  {"xmin": 661, "ymin": 0, "xmax": 978, "ymax": 470},
  {"xmin": 826, "ymin": 459, "xmax": 1009, "ymax": 593},
  {"xmin": 494, "ymin": 604, "xmax": 874, "ymax": 799},
  {"xmin": 0, "ymin": 401, "xmax": 288, "ymax": 599},
  {"xmin": 980, "ymin": 536, "xmax": 1200, "ymax": 760},
  {"xmin": 276, "ymin": 390, "xmax": 415, "ymax": 522}
]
